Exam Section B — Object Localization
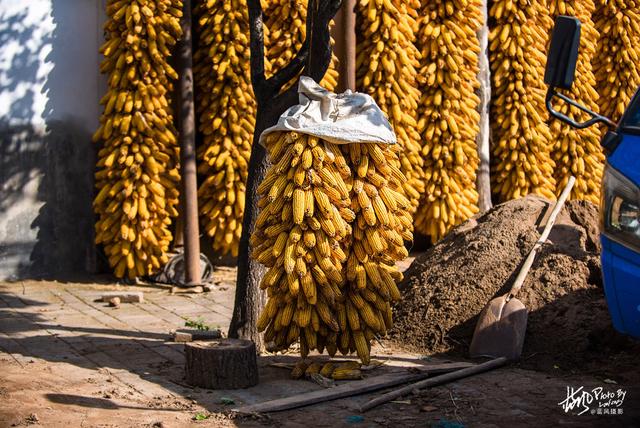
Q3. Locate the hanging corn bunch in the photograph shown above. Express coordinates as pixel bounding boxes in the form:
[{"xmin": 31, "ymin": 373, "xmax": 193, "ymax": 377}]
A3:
[
  {"xmin": 549, "ymin": 0, "xmax": 604, "ymax": 204},
  {"xmin": 414, "ymin": 0, "xmax": 482, "ymax": 242},
  {"xmin": 252, "ymin": 132, "xmax": 353, "ymax": 356},
  {"xmin": 263, "ymin": 0, "xmax": 339, "ymax": 90},
  {"xmin": 594, "ymin": 0, "xmax": 640, "ymax": 121},
  {"xmin": 489, "ymin": 0, "xmax": 557, "ymax": 202},
  {"xmin": 355, "ymin": 0, "xmax": 425, "ymax": 210},
  {"xmin": 93, "ymin": 0, "xmax": 183, "ymax": 279},
  {"xmin": 193, "ymin": 0, "xmax": 255, "ymax": 257},
  {"xmin": 336, "ymin": 143, "xmax": 413, "ymax": 364},
  {"xmin": 252, "ymin": 131, "xmax": 413, "ymax": 364}
]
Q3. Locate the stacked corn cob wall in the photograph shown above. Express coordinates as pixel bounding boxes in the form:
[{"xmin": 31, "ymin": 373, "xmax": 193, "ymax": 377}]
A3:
[
  {"xmin": 193, "ymin": 0, "xmax": 255, "ymax": 257},
  {"xmin": 263, "ymin": 0, "xmax": 339, "ymax": 90},
  {"xmin": 489, "ymin": 0, "xmax": 557, "ymax": 202},
  {"xmin": 253, "ymin": 131, "xmax": 412, "ymax": 364},
  {"xmin": 355, "ymin": 0, "xmax": 424, "ymax": 210},
  {"xmin": 549, "ymin": 0, "xmax": 604, "ymax": 203},
  {"xmin": 414, "ymin": 0, "xmax": 482, "ymax": 242},
  {"xmin": 93, "ymin": 0, "xmax": 183, "ymax": 279},
  {"xmin": 594, "ymin": 0, "xmax": 640, "ymax": 121}
]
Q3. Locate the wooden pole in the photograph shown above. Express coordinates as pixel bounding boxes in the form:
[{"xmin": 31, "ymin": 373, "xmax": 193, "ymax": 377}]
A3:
[
  {"xmin": 476, "ymin": 0, "xmax": 493, "ymax": 213},
  {"xmin": 177, "ymin": 0, "xmax": 201, "ymax": 286},
  {"xmin": 342, "ymin": 0, "xmax": 356, "ymax": 91},
  {"xmin": 334, "ymin": 0, "xmax": 356, "ymax": 92}
]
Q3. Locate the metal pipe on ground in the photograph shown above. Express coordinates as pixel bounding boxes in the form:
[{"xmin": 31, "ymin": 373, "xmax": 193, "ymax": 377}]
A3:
[{"xmin": 360, "ymin": 357, "xmax": 509, "ymax": 412}]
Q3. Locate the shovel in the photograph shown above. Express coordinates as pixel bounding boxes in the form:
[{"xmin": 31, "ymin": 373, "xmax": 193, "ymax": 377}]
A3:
[{"xmin": 469, "ymin": 176, "xmax": 576, "ymax": 360}]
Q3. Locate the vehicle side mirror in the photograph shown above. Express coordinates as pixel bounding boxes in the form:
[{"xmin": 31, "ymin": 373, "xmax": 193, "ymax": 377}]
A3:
[
  {"xmin": 601, "ymin": 130, "xmax": 621, "ymax": 154},
  {"xmin": 544, "ymin": 16, "xmax": 581, "ymax": 90}
]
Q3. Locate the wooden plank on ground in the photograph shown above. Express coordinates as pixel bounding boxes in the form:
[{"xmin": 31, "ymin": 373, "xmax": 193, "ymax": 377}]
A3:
[{"xmin": 233, "ymin": 361, "xmax": 474, "ymax": 414}]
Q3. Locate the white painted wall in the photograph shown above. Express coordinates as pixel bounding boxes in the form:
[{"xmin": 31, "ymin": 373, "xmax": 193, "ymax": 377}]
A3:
[
  {"xmin": 0, "ymin": 0, "xmax": 106, "ymax": 127},
  {"xmin": 0, "ymin": 0, "xmax": 52, "ymax": 130},
  {"xmin": 0, "ymin": 0, "xmax": 107, "ymax": 279}
]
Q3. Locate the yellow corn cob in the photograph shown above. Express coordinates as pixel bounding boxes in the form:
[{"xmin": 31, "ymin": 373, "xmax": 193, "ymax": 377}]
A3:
[
  {"xmin": 304, "ymin": 361, "xmax": 322, "ymax": 376},
  {"xmin": 319, "ymin": 361, "xmax": 337, "ymax": 378},
  {"xmin": 331, "ymin": 368, "xmax": 362, "ymax": 380},
  {"xmin": 335, "ymin": 360, "xmax": 361, "ymax": 371},
  {"xmin": 353, "ymin": 330, "xmax": 370, "ymax": 365}
]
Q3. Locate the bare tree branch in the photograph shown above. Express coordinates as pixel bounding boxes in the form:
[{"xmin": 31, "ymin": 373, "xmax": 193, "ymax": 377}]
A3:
[
  {"xmin": 305, "ymin": 0, "xmax": 341, "ymax": 83},
  {"xmin": 319, "ymin": 0, "xmax": 342, "ymax": 23},
  {"xmin": 247, "ymin": 0, "xmax": 266, "ymax": 104},
  {"xmin": 305, "ymin": 0, "xmax": 317, "ymax": 71},
  {"xmin": 265, "ymin": 39, "xmax": 310, "ymax": 92}
]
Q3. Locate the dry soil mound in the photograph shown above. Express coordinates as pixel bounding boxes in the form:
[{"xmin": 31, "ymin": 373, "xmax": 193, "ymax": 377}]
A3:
[{"xmin": 392, "ymin": 195, "xmax": 640, "ymax": 374}]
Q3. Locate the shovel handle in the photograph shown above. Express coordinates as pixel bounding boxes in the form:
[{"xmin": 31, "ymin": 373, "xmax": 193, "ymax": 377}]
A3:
[{"xmin": 508, "ymin": 176, "xmax": 576, "ymax": 299}]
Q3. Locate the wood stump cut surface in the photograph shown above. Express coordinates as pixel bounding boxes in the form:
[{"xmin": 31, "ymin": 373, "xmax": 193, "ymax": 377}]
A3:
[{"xmin": 185, "ymin": 339, "xmax": 258, "ymax": 389}]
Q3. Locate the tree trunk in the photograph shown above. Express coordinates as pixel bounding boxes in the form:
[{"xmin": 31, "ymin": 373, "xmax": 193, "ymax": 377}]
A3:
[
  {"xmin": 228, "ymin": 112, "xmax": 269, "ymax": 349},
  {"xmin": 184, "ymin": 339, "xmax": 258, "ymax": 389},
  {"xmin": 476, "ymin": 0, "xmax": 492, "ymax": 213}
]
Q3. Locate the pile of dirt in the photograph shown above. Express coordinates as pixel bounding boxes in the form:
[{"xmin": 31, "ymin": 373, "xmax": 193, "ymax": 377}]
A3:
[{"xmin": 391, "ymin": 195, "xmax": 640, "ymax": 375}]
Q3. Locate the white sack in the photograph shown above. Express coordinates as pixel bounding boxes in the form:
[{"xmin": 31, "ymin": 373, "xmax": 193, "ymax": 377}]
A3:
[{"xmin": 259, "ymin": 76, "xmax": 396, "ymax": 146}]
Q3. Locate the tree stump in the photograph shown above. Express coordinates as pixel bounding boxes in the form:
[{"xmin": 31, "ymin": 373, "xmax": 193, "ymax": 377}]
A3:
[{"xmin": 184, "ymin": 339, "xmax": 258, "ymax": 389}]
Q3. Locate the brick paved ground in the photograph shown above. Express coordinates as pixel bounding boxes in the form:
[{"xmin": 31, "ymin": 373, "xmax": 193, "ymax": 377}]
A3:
[
  {"xmin": 0, "ymin": 269, "xmax": 239, "ymax": 427},
  {"xmin": 0, "ymin": 267, "xmax": 638, "ymax": 427}
]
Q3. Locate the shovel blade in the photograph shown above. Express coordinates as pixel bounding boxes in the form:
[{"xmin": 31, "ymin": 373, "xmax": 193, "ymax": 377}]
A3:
[{"xmin": 469, "ymin": 296, "xmax": 528, "ymax": 360}]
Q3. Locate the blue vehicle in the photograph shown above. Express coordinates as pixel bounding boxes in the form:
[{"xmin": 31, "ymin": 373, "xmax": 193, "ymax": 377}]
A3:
[{"xmin": 545, "ymin": 16, "xmax": 640, "ymax": 339}]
